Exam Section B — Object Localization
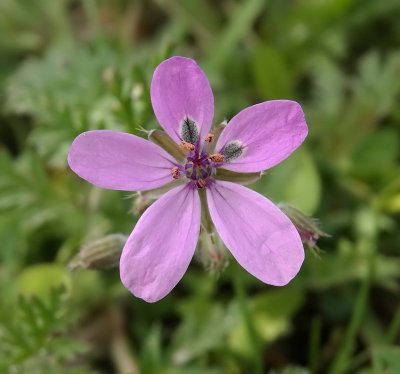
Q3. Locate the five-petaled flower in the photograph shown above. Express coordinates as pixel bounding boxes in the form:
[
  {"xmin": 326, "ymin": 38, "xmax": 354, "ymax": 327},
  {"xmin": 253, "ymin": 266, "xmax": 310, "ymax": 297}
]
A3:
[{"xmin": 68, "ymin": 56, "xmax": 308, "ymax": 302}]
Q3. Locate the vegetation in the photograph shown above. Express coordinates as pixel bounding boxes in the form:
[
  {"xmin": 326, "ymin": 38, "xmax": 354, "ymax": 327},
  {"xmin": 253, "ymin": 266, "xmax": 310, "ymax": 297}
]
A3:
[{"xmin": 1, "ymin": 0, "xmax": 400, "ymax": 372}]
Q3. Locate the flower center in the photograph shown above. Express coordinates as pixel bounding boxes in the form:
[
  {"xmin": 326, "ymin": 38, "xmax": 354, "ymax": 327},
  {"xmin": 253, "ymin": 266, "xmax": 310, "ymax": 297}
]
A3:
[
  {"xmin": 172, "ymin": 116, "xmax": 244, "ymax": 189},
  {"xmin": 184, "ymin": 151, "xmax": 214, "ymax": 188}
]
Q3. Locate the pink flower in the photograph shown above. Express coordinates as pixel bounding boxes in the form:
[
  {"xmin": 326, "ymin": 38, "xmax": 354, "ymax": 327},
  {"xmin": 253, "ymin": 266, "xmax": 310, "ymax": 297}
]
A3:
[{"xmin": 68, "ymin": 56, "xmax": 308, "ymax": 302}]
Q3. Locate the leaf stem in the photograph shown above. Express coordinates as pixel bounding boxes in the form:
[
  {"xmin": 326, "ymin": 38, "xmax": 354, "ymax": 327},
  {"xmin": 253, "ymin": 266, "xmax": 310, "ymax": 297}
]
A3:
[
  {"xmin": 385, "ymin": 305, "xmax": 400, "ymax": 345},
  {"xmin": 233, "ymin": 273, "xmax": 264, "ymax": 374},
  {"xmin": 328, "ymin": 253, "xmax": 375, "ymax": 374},
  {"xmin": 309, "ymin": 316, "xmax": 322, "ymax": 373}
]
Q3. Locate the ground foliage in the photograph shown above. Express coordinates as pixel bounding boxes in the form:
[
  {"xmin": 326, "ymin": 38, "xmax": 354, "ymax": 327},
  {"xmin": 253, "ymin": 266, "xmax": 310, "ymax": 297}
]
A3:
[{"xmin": 1, "ymin": 0, "xmax": 400, "ymax": 373}]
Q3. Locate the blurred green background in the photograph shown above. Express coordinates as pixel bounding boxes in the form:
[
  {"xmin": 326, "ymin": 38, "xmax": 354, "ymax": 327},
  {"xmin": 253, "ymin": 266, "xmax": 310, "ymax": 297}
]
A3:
[{"xmin": 1, "ymin": 0, "xmax": 400, "ymax": 373}]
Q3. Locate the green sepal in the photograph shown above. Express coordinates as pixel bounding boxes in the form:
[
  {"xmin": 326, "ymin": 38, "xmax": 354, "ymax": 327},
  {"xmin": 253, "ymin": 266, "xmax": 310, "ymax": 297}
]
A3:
[
  {"xmin": 207, "ymin": 122, "xmax": 226, "ymax": 153},
  {"xmin": 148, "ymin": 129, "xmax": 185, "ymax": 163},
  {"xmin": 131, "ymin": 180, "xmax": 184, "ymax": 214},
  {"xmin": 214, "ymin": 168, "xmax": 262, "ymax": 185},
  {"xmin": 68, "ymin": 234, "xmax": 127, "ymax": 270},
  {"xmin": 198, "ymin": 188, "xmax": 215, "ymax": 234}
]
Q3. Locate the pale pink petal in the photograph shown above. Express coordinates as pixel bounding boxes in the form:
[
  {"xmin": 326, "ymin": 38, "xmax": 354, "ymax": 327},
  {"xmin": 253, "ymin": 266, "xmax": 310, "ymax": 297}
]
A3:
[
  {"xmin": 120, "ymin": 184, "xmax": 200, "ymax": 302},
  {"xmin": 215, "ymin": 100, "xmax": 308, "ymax": 172},
  {"xmin": 207, "ymin": 181, "xmax": 304, "ymax": 286},
  {"xmin": 151, "ymin": 56, "xmax": 214, "ymax": 144},
  {"xmin": 68, "ymin": 130, "xmax": 177, "ymax": 191}
]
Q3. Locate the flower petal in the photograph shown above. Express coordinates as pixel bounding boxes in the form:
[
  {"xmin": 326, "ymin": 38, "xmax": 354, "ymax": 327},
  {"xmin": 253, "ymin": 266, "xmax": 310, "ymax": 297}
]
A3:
[
  {"xmin": 151, "ymin": 56, "xmax": 214, "ymax": 144},
  {"xmin": 216, "ymin": 100, "xmax": 308, "ymax": 172},
  {"xmin": 207, "ymin": 181, "xmax": 304, "ymax": 286},
  {"xmin": 120, "ymin": 184, "xmax": 200, "ymax": 302},
  {"xmin": 68, "ymin": 130, "xmax": 176, "ymax": 191}
]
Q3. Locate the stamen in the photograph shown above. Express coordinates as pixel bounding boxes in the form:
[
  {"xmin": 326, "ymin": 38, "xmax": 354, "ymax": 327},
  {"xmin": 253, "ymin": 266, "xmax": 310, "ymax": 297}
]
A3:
[
  {"xmin": 208, "ymin": 153, "xmax": 224, "ymax": 163},
  {"xmin": 171, "ymin": 166, "xmax": 181, "ymax": 179},
  {"xmin": 197, "ymin": 179, "xmax": 207, "ymax": 189},
  {"xmin": 206, "ymin": 122, "xmax": 226, "ymax": 153},
  {"xmin": 179, "ymin": 141, "xmax": 195, "ymax": 151},
  {"xmin": 205, "ymin": 133, "xmax": 214, "ymax": 143}
]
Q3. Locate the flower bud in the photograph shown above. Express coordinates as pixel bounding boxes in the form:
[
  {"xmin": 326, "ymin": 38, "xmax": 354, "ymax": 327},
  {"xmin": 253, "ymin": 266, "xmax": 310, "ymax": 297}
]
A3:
[
  {"xmin": 68, "ymin": 234, "xmax": 127, "ymax": 270},
  {"xmin": 279, "ymin": 203, "xmax": 329, "ymax": 255},
  {"xmin": 132, "ymin": 193, "xmax": 153, "ymax": 215},
  {"xmin": 131, "ymin": 181, "xmax": 183, "ymax": 215},
  {"xmin": 196, "ymin": 230, "xmax": 228, "ymax": 275}
]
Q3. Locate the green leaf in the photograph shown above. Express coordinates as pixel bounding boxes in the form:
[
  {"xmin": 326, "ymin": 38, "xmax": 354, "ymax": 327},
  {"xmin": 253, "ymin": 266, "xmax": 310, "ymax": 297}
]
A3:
[
  {"xmin": 302, "ymin": 241, "xmax": 400, "ymax": 290},
  {"xmin": 269, "ymin": 367, "xmax": 311, "ymax": 374},
  {"xmin": 354, "ymin": 51, "xmax": 400, "ymax": 119},
  {"xmin": 172, "ymin": 304, "xmax": 230, "ymax": 365},
  {"xmin": 17, "ymin": 264, "xmax": 72, "ymax": 301},
  {"xmin": 206, "ymin": 0, "xmax": 265, "ymax": 71},
  {"xmin": 228, "ymin": 286, "xmax": 304, "ymax": 357},
  {"xmin": 350, "ymin": 129, "xmax": 399, "ymax": 180},
  {"xmin": 372, "ymin": 346, "xmax": 400, "ymax": 374},
  {"xmin": 252, "ymin": 45, "xmax": 294, "ymax": 99}
]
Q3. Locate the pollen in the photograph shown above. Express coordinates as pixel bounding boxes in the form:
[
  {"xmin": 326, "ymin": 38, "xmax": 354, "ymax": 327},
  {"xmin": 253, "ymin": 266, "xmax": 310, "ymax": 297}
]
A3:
[
  {"xmin": 171, "ymin": 166, "xmax": 181, "ymax": 179},
  {"xmin": 208, "ymin": 153, "xmax": 224, "ymax": 163},
  {"xmin": 205, "ymin": 133, "xmax": 214, "ymax": 143},
  {"xmin": 180, "ymin": 141, "xmax": 195, "ymax": 151},
  {"xmin": 197, "ymin": 179, "xmax": 207, "ymax": 188}
]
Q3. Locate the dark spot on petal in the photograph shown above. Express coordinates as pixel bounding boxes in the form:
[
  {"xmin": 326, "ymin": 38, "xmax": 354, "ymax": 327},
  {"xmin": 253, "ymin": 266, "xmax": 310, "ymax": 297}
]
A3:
[
  {"xmin": 180, "ymin": 117, "xmax": 199, "ymax": 144},
  {"xmin": 222, "ymin": 141, "xmax": 243, "ymax": 161}
]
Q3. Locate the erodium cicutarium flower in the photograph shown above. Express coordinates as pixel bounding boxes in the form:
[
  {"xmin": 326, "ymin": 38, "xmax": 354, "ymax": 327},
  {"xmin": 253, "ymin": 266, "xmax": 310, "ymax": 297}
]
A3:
[{"xmin": 68, "ymin": 56, "xmax": 309, "ymax": 302}]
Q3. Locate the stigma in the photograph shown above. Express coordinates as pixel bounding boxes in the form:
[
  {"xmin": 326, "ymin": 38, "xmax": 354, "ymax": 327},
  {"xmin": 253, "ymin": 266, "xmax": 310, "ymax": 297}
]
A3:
[{"xmin": 179, "ymin": 148, "xmax": 215, "ymax": 189}]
